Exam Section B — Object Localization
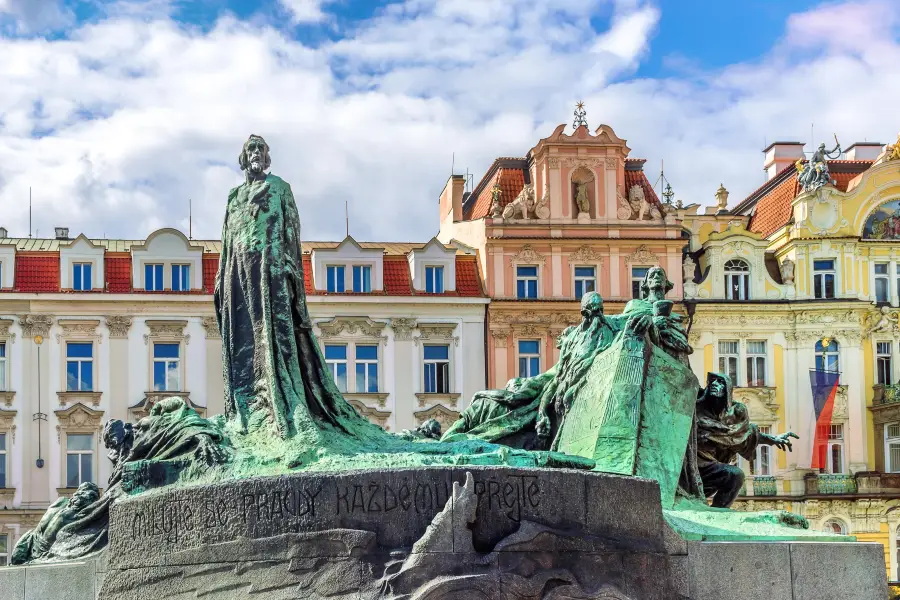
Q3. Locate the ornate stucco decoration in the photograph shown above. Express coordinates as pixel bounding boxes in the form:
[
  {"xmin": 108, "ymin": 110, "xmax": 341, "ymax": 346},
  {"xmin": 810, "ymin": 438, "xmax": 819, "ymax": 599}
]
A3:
[
  {"xmin": 501, "ymin": 184, "xmax": 536, "ymax": 220},
  {"xmin": 796, "ymin": 310, "xmax": 861, "ymax": 326},
  {"xmin": 490, "ymin": 329, "xmax": 511, "ymax": 347},
  {"xmin": 534, "ymin": 185, "xmax": 550, "ymax": 219},
  {"xmin": 143, "ymin": 319, "xmax": 189, "ymax": 346},
  {"xmin": 105, "ymin": 316, "xmax": 133, "ymax": 339},
  {"xmin": 605, "ymin": 157, "xmax": 617, "ymax": 169},
  {"xmin": 623, "ymin": 245, "xmax": 659, "ymax": 266},
  {"xmin": 569, "ymin": 245, "xmax": 603, "ymax": 266},
  {"xmin": 691, "ymin": 313, "xmax": 794, "ymax": 327},
  {"xmin": 779, "ymin": 258, "xmax": 795, "ymax": 285},
  {"xmin": 54, "ymin": 403, "xmax": 104, "ymax": 441},
  {"xmin": 415, "ymin": 322, "xmax": 459, "ymax": 347},
  {"xmin": 510, "ymin": 244, "xmax": 546, "ymax": 266},
  {"xmin": 317, "ymin": 316, "xmax": 388, "ymax": 345},
  {"xmin": 618, "ymin": 185, "xmax": 661, "ymax": 221},
  {"xmin": 200, "ymin": 316, "xmax": 221, "ymax": 340},
  {"xmin": 548, "ymin": 157, "xmax": 560, "ymax": 168},
  {"xmin": 562, "ymin": 157, "xmax": 602, "ymax": 168},
  {"xmin": 347, "ymin": 399, "xmax": 391, "ymax": 430},
  {"xmin": 18, "ymin": 314, "xmax": 54, "ymax": 338},
  {"xmin": 733, "ymin": 387, "xmax": 779, "ymax": 425},
  {"xmin": 0, "ymin": 318, "xmax": 15, "ymax": 343},
  {"xmin": 0, "ymin": 408, "xmax": 16, "ymax": 443},
  {"xmin": 832, "ymin": 386, "xmax": 849, "ymax": 421},
  {"xmin": 56, "ymin": 319, "xmax": 101, "ymax": 344},
  {"xmin": 389, "ymin": 318, "xmax": 418, "ymax": 342},
  {"xmin": 862, "ymin": 306, "xmax": 900, "ymax": 339},
  {"xmin": 414, "ymin": 403, "xmax": 460, "ymax": 431}
]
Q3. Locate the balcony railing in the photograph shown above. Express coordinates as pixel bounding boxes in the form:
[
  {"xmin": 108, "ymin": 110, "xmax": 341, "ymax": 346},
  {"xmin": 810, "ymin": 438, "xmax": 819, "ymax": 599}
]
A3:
[
  {"xmin": 873, "ymin": 384, "xmax": 900, "ymax": 405},
  {"xmin": 751, "ymin": 476, "xmax": 777, "ymax": 496},
  {"xmin": 805, "ymin": 473, "xmax": 858, "ymax": 494}
]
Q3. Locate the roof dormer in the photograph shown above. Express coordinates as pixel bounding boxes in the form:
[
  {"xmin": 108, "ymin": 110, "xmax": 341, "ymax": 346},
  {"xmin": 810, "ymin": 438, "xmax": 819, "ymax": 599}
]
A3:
[
  {"xmin": 408, "ymin": 238, "xmax": 456, "ymax": 294},
  {"xmin": 59, "ymin": 234, "xmax": 105, "ymax": 291},
  {"xmin": 311, "ymin": 236, "xmax": 384, "ymax": 293},
  {"xmin": 130, "ymin": 228, "xmax": 203, "ymax": 292},
  {"xmin": 0, "ymin": 238, "xmax": 14, "ymax": 290}
]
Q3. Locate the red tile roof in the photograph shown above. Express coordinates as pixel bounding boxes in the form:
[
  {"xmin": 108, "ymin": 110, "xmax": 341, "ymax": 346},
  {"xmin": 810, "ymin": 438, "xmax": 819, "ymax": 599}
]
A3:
[
  {"xmin": 383, "ymin": 257, "xmax": 413, "ymax": 295},
  {"xmin": 302, "ymin": 254, "xmax": 315, "ymax": 296},
  {"xmin": 454, "ymin": 258, "xmax": 484, "ymax": 296},
  {"xmin": 466, "ymin": 167, "xmax": 526, "ymax": 220},
  {"xmin": 202, "ymin": 255, "xmax": 219, "ymax": 294},
  {"xmin": 105, "ymin": 254, "xmax": 132, "ymax": 293},
  {"xmin": 15, "ymin": 254, "xmax": 59, "ymax": 292},
  {"xmin": 624, "ymin": 168, "xmax": 662, "ymax": 207},
  {"xmin": 746, "ymin": 160, "xmax": 873, "ymax": 237}
]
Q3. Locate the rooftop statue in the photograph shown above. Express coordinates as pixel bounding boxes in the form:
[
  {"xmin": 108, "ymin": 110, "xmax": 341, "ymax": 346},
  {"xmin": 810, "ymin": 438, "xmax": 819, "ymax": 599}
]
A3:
[{"xmin": 797, "ymin": 137, "xmax": 842, "ymax": 192}]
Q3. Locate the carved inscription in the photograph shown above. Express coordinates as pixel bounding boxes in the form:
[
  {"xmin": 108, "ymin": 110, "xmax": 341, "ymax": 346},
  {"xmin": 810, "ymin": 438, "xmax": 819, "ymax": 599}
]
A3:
[
  {"xmin": 474, "ymin": 474, "xmax": 540, "ymax": 522},
  {"xmin": 335, "ymin": 479, "xmax": 451, "ymax": 516}
]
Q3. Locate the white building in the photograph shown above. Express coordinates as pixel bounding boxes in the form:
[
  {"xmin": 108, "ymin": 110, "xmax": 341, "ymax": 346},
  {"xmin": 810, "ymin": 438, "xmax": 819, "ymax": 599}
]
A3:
[{"xmin": 0, "ymin": 228, "xmax": 488, "ymax": 562}]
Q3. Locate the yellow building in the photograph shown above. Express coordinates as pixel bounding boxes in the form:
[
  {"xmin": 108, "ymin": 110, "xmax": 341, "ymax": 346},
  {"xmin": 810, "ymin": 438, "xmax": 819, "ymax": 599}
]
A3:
[{"xmin": 683, "ymin": 138, "xmax": 900, "ymax": 579}]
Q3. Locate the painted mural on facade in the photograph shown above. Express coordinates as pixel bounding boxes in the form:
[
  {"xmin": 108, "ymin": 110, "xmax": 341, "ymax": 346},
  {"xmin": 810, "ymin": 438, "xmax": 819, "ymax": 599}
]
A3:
[{"xmin": 863, "ymin": 199, "xmax": 900, "ymax": 239}]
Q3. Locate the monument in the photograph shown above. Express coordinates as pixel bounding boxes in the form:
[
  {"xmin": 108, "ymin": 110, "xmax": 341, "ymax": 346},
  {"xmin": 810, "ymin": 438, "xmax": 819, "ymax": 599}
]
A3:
[{"xmin": 0, "ymin": 136, "xmax": 887, "ymax": 600}]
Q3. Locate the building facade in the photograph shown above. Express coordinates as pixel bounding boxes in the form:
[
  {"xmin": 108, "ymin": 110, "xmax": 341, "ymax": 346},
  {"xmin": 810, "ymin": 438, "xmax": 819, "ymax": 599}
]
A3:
[
  {"xmin": 682, "ymin": 137, "xmax": 900, "ymax": 578},
  {"xmin": 0, "ymin": 227, "xmax": 487, "ymax": 563},
  {"xmin": 438, "ymin": 121, "xmax": 686, "ymax": 388}
]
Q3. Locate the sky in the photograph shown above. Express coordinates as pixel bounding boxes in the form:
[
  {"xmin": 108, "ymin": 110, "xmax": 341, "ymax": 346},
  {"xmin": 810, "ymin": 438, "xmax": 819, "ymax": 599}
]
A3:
[{"xmin": 0, "ymin": 0, "xmax": 898, "ymax": 242}]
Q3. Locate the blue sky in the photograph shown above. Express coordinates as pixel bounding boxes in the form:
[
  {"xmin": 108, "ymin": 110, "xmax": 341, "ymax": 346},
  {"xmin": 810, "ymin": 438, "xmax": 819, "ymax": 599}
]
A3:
[{"xmin": 0, "ymin": 0, "xmax": 898, "ymax": 241}]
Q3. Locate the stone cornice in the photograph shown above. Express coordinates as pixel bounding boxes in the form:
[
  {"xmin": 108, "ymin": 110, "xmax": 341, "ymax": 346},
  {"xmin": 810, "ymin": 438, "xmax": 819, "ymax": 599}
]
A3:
[
  {"xmin": 143, "ymin": 319, "xmax": 189, "ymax": 345},
  {"xmin": 316, "ymin": 316, "xmax": 388, "ymax": 343},
  {"xmin": 414, "ymin": 322, "xmax": 459, "ymax": 346},
  {"xmin": 56, "ymin": 318, "xmax": 101, "ymax": 343}
]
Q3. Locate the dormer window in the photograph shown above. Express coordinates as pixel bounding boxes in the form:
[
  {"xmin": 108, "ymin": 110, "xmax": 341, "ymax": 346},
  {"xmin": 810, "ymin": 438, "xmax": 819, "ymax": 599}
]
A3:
[
  {"xmin": 425, "ymin": 266, "xmax": 444, "ymax": 293},
  {"xmin": 172, "ymin": 264, "xmax": 191, "ymax": 292},
  {"xmin": 73, "ymin": 263, "xmax": 92, "ymax": 291},
  {"xmin": 724, "ymin": 259, "xmax": 750, "ymax": 300},
  {"xmin": 814, "ymin": 260, "xmax": 836, "ymax": 299},
  {"xmin": 145, "ymin": 264, "xmax": 164, "ymax": 291},
  {"xmin": 353, "ymin": 265, "xmax": 372, "ymax": 293},
  {"xmin": 326, "ymin": 265, "xmax": 346, "ymax": 292}
]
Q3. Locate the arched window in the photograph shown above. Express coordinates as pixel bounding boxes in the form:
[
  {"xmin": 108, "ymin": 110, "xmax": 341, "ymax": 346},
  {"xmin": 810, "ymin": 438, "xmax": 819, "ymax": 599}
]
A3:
[
  {"xmin": 815, "ymin": 339, "xmax": 840, "ymax": 372},
  {"xmin": 724, "ymin": 259, "xmax": 750, "ymax": 300},
  {"xmin": 822, "ymin": 518, "xmax": 847, "ymax": 535}
]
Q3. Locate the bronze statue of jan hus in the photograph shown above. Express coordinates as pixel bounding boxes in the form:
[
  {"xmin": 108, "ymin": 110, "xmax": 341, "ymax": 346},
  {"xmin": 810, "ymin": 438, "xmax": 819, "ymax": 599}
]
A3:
[{"xmin": 696, "ymin": 372, "xmax": 798, "ymax": 508}]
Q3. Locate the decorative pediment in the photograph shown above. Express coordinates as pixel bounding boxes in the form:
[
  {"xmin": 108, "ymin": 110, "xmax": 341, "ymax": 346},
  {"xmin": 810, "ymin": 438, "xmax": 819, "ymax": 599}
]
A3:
[
  {"xmin": 143, "ymin": 320, "xmax": 189, "ymax": 345},
  {"xmin": 0, "ymin": 408, "xmax": 16, "ymax": 442},
  {"xmin": 733, "ymin": 387, "xmax": 779, "ymax": 425},
  {"xmin": 201, "ymin": 316, "xmax": 221, "ymax": 339},
  {"xmin": 623, "ymin": 245, "xmax": 659, "ymax": 266},
  {"xmin": 56, "ymin": 319, "xmax": 101, "ymax": 343},
  {"xmin": 0, "ymin": 318, "xmax": 15, "ymax": 342},
  {"xmin": 317, "ymin": 317, "xmax": 388, "ymax": 344},
  {"xmin": 414, "ymin": 322, "xmax": 459, "ymax": 346},
  {"xmin": 131, "ymin": 392, "xmax": 200, "ymax": 419},
  {"xmin": 19, "ymin": 314, "xmax": 54, "ymax": 338},
  {"xmin": 58, "ymin": 233, "xmax": 105, "ymax": 250},
  {"xmin": 414, "ymin": 404, "xmax": 460, "ymax": 431},
  {"xmin": 348, "ymin": 399, "xmax": 391, "ymax": 430},
  {"xmin": 55, "ymin": 403, "xmax": 104, "ymax": 438},
  {"xmin": 569, "ymin": 245, "xmax": 604, "ymax": 265},
  {"xmin": 510, "ymin": 244, "xmax": 546, "ymax": 266},
  {"xmin": 389, "ymin": 318, "xmax": 418, "ymax": 341},
  {"xmin": 105, "ymin": 316, "xmax": 133, "ymax": 339}
]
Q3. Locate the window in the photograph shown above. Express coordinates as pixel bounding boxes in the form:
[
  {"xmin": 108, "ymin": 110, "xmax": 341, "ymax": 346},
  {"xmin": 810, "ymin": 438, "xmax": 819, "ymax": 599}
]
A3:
[
  {"xmin": 0, "ymin": 432, "xmax": 5, "ymax": 488},
  {"xmin": 326, "ymin": 265, "xmax": 345, "ymax": 293},
  {"xmin": 826, "ymin": 424, "xmax": 844, "ymax": 474},
  {"xmin": 152, "ymin": 343, "xmax": 180, "ymax": 392},
  {"xmin": 145, "ymin": 263, "xmax": 164, "ymax": 291},
  {"xmin": 518, "ymin": 340, "xmax": 541, "ymax": 378},
  {"xmin": 171, "ymin": 264, "xmax": 190, "ymax": 292},
  {"xmin": 718, "ymin": 340, "xmax": 739, "ymax": 387},
  {"xmin": 516, "ymin": 266, "xmax": 538, "ymax": 299},
  {"xmin": 66, "ymin": 433, "xmax": 93, "ymax": 488},
  {"xmin": 352, "ymin": 265, "xmax": 372, "ymax": 293},
  {"xmin": 813, "ymin": 259, "xmax": 836, "ymax": 299},
  {"xmin": 815, "ymin": 339, "xmax": 840, "ymax": 373},
  {"xmin": 886, "ymin": 423, "xmax": 900, "ymax": 473},
  {"xmin": 823, "ymin": 519, "xmax": 846, "ymax": 535},
  {"xmin": 0, "ymin": 534, "xmax": 6, "ymax": 567},
  {"xmin": 66, "ymin": 342, "xmax": 93, "ymax": 392},
  {"xmin": 750, "ymin": 425, "xmax": 771, "ymax": 475},
  {"xmin": 724, "ymin": 259, "xmax": 750, "ymax": 300},
  {"xmin": 73, "ymin": 262, "xmax": 92, "ymax": 291},
  {"xmin": 896, "ymin": 264, "xmax": 900, "ymax": 302},
  {"xmin": 325, "ymin": 344, "xmax": 348, "ymax": 392},
  {"xmin": 878, "ymin": 342, "xmax": 893, "ymax": 385},
  {"xmin": 0, "ymin": 341, "xmax": 6, "ymax": 392},
  {"xmin": 875, "ymin": 263, "xmax": 890, "ymax": 303},
  {"xmin": 746, "ymin": 340, "xmax": 766, "ymax": 387},
  {"xmin": 425, "ymin": 266, "xmax": 444, "ymax": 294},
  {"xmin": 631, "ymin": 267, "xmax": 649, "ymax": 299},
  {"xmin": 354, "ymin": 345, "xmax": 378, "ymax": 393},
  {"xmin": 574, "ymin": 266, "xmax": 596, "ymax": 298},
  {"xmin": 423, "ymin": 345, "xmax": 450, "ymax": 393}
]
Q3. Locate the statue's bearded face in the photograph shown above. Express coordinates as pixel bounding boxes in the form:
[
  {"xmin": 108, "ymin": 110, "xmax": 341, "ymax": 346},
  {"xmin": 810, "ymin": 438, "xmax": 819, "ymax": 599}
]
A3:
[
  {"xmin": 646, "ymin": 268, "xmax": 665, "ymax": 291},
  {"xmin": 709, "ymin": 379, "xmax": 726, "ymax": 398},
  {"xmin": 245, "ymin": 139, "xmax": 268, "ymax": 176}
]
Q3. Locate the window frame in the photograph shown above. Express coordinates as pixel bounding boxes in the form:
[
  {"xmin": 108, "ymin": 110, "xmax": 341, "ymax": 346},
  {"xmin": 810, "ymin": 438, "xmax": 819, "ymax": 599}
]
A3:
[
  {"xmin": 823, "ymin": 518, "xmax": 847, "ymax": 535},
  {"xmin": 724, "ymin": 259, "xmax": 751, "ymax": 301},
  {"xmin": 0, "ymin": 340, "xmax": 6, "ymax": 392},
  {"xmin": 886, "ymin": 422, "xmax": 900, "ymax": 473},
  {"xmin": 0, "ymin": 432, "xmax": 6, "ymax": 489},
  {"xmin": 717, "ymin": 340, "xmax": 740, "ymax": 387},
  {"xmin": 0, "ymin": 533, "xmax": 7, "ymax": 567},
  {"xmin": 65, "ymin": 341, "xmax": 94, "ymax": 392},
  {"xmin": 573, "ymin": 265, "xmax": 597, "ymax": 299},
  {"xmin": 517, "ymin": 339, "xmax": 542, "ymax": 379},
  {"xmin": 745, "ymin": 340, "xmax": 767, "ymax": 387},
  {"xmin": 144, "ymin": 263, "xmax": 164, "ymax": 291},
  {"xmin": 875, "ymin": 262, "xmax": 891, "ymax": 304},
  {"xmin": 324, "ymin": 343, "xmax": 349, "ymax": 392},
  {"xmin": 815, "ymin": 339, "xmax": 840, "ymax": 373},
  {"xmin": 171, "ymin": 264, "xmax": 191, "ymax": 292},
  {"xmin": 65, "ymin": 432, "xmax": 94, "ymax": 489},
  {"xmin": 352, "ymin": 265, "xmax": 373, "ymax": 293},
  {"xmin": 877, "ymin": 341, "xmax": 894, "ymax": 386},
  {"xmin": 631, "ymin": 266, "xmax": 650, "ymax": 299},
  {"xmin": 152, "ymin": 342, "xmax": 181, "ymax": 392},
  {"xmin": 72, "ymin": 262, "xmax": 93, "ymax": 292},
  {"xmin": 826, "ymin": 423, "xmax": 845, "ymax": 474},
  {"xmin": 516, "ymin": 265, "xmax": 539, "ymax": 299},
  {"xmin": 752, "ymin": 425, "xmax": 772, "ymax": 475},
  {"xmin": 425, "ymin": 265, "xmax": 445, "ymax": 294},
  {"xmin": 813, "ymin": 259, "xmax": 836, "ymax": 299},
  {"xmin": 326, "ymin": 265, "xmax": 346, "ymax": 293},
  {"xmin": 422, "ymin": 344, "xmax": 451, "ymax": 394},
  {"xmin": 354, "ymin": 344, "xmax": 379, "ymax": 393}
]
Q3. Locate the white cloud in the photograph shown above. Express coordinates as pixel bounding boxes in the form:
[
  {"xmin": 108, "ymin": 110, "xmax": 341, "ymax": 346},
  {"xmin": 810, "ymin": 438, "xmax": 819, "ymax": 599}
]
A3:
[
  {"xmin": 0, "ymin": 0, "xmax": 72, "ymax": 33},
  {"xmin": 0, "ymin": 0, "xmax": 898, "ymax": 243},
  {"xmin": 279, "ymin": 0, "xmax": 330, "ymax": 24}
]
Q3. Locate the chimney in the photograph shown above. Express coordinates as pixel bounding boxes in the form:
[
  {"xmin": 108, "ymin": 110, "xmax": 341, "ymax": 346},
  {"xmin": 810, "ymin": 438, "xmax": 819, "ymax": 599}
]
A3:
[
  {"xmin": 439, "ymin": 175, "xmax": 466, "ymax": 222},
  {"xmin": 763, "ymin": 142, "xmax": 805, "ymax": 180},
  {"xmin": 54, "ymin": 227, "xmax": 70, "ymax": 240},
  {"xmin": 0, "ymin": 227, "xmax": 7, "ymax": 238},
  {"xmin": 845, "ymin": 142, "xmax": 883, "ymax": 161}
]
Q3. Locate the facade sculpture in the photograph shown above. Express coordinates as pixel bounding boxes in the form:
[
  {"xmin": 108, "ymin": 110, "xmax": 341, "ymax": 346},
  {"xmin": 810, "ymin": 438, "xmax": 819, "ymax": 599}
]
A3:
[
  {"xmin": 501, "ymin": 183, "xmax": 535, "ymax": 219},
  {"xmin": 618, "ymin": 183, "xmax": 662, "ymax": 220},
  {"xmin": 489, "ymin": 183, "xmax": 503, "ymax": 217},
  {"xmin": 797, "ymin": 140, "xmax": 842, "ymax": 192},
  {"xmin": 574, "ymin": 182, "xmax": 590, "ymax": 215}
]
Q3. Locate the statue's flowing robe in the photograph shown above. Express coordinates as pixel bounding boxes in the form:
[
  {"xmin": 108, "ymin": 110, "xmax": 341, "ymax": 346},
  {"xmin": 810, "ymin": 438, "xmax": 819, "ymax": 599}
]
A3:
[
  {"xmin": 696, "ymin": 375, "xmax": 760, "ymax": 466},
  {"xmin": 215, "ymin": 174, "xmax": 378, "ymax": 439}
]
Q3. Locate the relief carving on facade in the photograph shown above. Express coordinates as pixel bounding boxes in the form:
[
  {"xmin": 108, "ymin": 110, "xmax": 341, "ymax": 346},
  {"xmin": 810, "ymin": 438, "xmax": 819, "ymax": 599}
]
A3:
[
  {"xmin": 510, "ymin": 244, "xmax": 546, "ymax": 266},
  {"xmin": 501, "ymin": 183, "xmax": 536, "ymax": 220},
  {"xmin": 623, "ymin": 244, "xmax": 659, "ymax": 266},
  {"xmin": 389, "ymin": 317, "xmax": 418, "ymax": 341},
  {"xmin": 56, "ymin": 319, "xmax": 101, "ymax": 344},
  {"xmin": 534, "ymin": 185, "xmax": 550, "ymax": 219},
  {"xmin": 0, "ymin": 408, "xmax": 16, "ymax": 443},
  {"xmin": 415, "ymin": 322, "xmax": 459, "ymax": 346},
  {"xmin": 317, "ymin": 316, "xmax": 388, "ymax": 345},
  {"xmin": 569, "ymin": 245, "xmax": 603, "ymax": 265},
  {"xmin": 200, "ymin": 316, "xmax": 221, "ymax": 340},
  {"xmin": 617, "ymin": 184, "xmax": 662, "ymax": 221},
  {"xmin": 347, "ymin": 399, "xmax": 391, "ymax": 430},
  {"xmin": 0, "ymin": 318, "xmax": 15, "ymax": 343},
  {"xmin": 105, "ymin": 316, "xmax": 133, "ymax": 339},
  {"xmin": 862, "ymin": 306, "xmax": 900, "ymax": 338},
  {"xmin": 733, "ymin": 387, "xmax": 779, "ymax": 424},
  {"xmin": 490, "ymin": 329, "xmax": 511, "ymax": 347},
  {"xmin": 143, "ymin": 320, "xmax": 189, "ymax": 346},
  {"xmin": 54, "ymin": 403, "xmax": 104, "ymax": 442},
  {"xmin": 18, "ymin": 314, "xmax": 54, "ymax": 339},
  {"xmin": 605, "ymin": 157, "xmax": 617, "ymax": 169},
  {"xmin": 414, "ymin": 403, "xmax": 460, "ymax": 430}
]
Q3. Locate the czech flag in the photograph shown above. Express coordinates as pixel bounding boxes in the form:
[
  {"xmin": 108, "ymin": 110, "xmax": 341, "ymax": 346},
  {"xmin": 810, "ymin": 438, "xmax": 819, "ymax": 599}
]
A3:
[{"xmin": 809, "ymin": 369, "xmax": 841, "ymax": 470}]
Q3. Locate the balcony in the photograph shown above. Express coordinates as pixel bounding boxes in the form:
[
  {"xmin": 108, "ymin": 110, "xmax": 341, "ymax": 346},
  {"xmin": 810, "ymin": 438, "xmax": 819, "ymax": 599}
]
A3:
[
  {"xmin": 751, "ymin": 476, "xmax": 777, "ymax": 496},
  {"xmin": 804, "ymin": 473, "xmax": 858, "ymax": 495},
  {"xmin": 873, "ymin": 384, "xmax": 900, "ymax": 405}
]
